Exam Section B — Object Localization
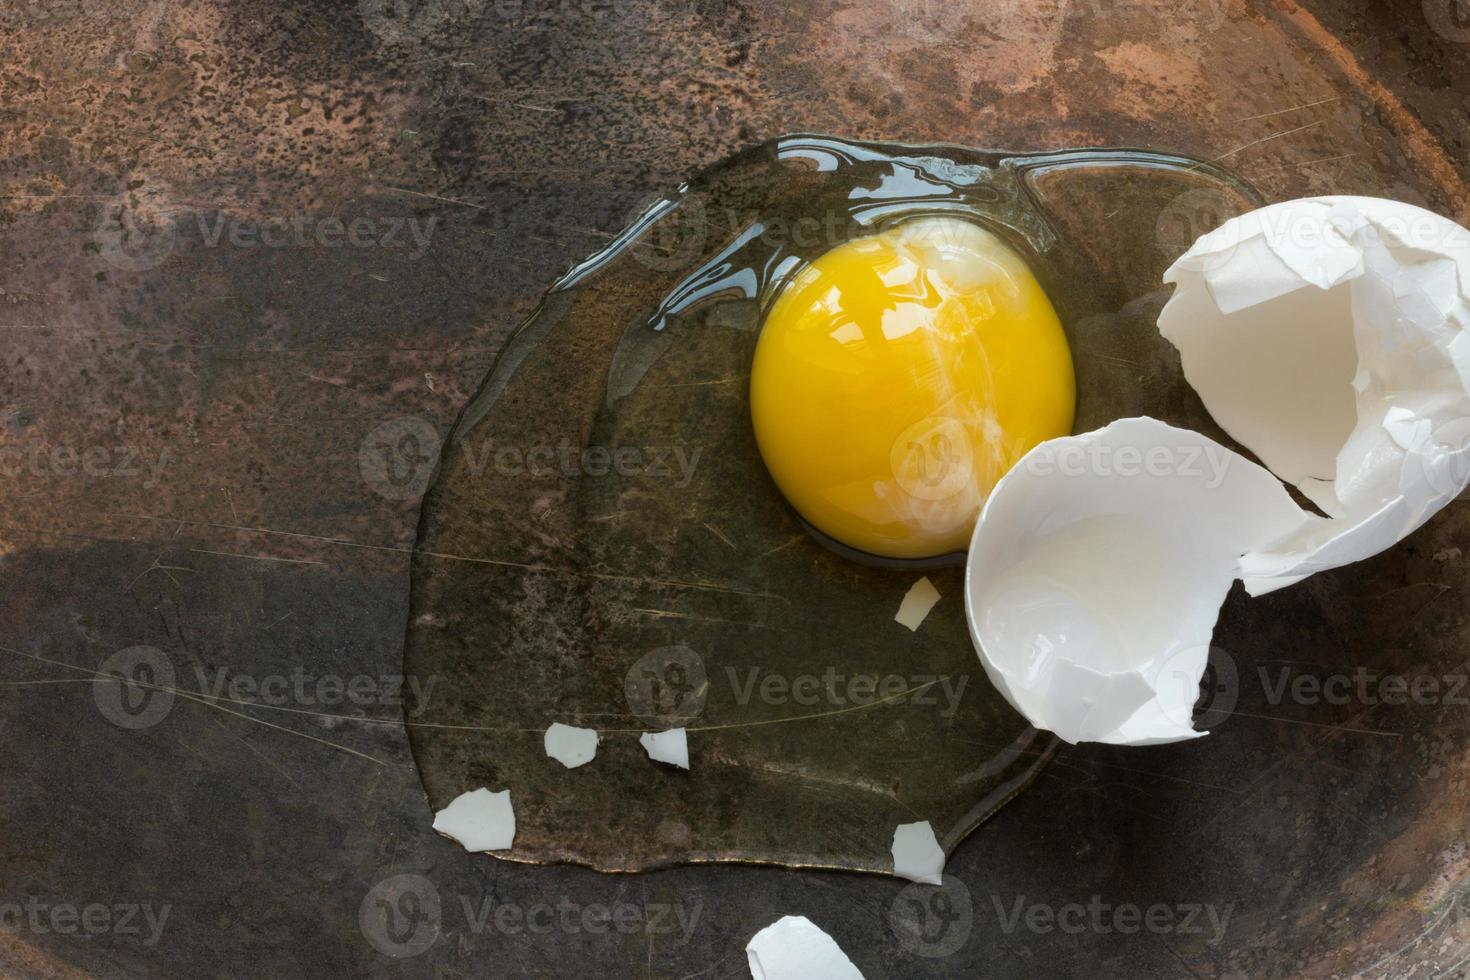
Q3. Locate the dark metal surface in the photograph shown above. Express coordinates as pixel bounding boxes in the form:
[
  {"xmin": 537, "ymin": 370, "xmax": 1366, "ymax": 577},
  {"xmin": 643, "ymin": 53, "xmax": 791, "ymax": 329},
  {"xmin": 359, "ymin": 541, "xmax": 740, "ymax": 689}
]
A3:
[{"xmin": 3, "ymin": 1, "xmax": 1470, "ymax": 976}]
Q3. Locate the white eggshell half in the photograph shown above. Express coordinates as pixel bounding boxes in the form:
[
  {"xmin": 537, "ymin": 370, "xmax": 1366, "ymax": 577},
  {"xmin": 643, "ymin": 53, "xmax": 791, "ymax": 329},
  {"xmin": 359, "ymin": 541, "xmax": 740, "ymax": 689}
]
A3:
[
  {"xmin": 965, "ymin": 417, "xmax": 1319, "ymax": 745},
  {"xmin": 1160, "ymin": 196, "xmax": 1470, "ymax": 594},
  {"xmin": 746, "ymin": 916, "xmax": 865, "ymax": 980},
  {"xmin": 431, "ymin": 787, "xmax": 516, "ymax": 852}
]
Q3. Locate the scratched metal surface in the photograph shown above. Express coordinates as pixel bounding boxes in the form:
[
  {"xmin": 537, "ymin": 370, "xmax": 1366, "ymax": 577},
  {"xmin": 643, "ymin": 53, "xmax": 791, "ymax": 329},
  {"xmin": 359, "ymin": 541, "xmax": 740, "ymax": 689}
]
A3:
[{"xmin": 2, "ymin": 1, "xmax": 1470, "ymax": 977}]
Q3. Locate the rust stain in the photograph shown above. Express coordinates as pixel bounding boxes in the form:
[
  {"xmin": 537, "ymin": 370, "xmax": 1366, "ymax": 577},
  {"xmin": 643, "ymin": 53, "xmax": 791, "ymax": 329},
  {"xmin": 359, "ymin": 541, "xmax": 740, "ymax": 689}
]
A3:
[{"xmin": 1261, "ymin": 0, "xmax": 1470, "ymax": 217}]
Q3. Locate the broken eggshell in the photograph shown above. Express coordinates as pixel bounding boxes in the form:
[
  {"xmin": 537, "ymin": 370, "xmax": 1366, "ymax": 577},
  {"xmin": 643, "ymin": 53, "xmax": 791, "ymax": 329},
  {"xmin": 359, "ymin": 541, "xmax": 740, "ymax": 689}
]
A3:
[
  {"xmin": 544, "ymin": 722, "xmax": 599, "ymax": 769},
  {"xmin": 890, "ymin": 821, "xmax": 945, "ymax": 885},
  {"xmin": 745, "ymin": 916, "xmax": 865, "ymax": 980},
  {"xmin": 431, "ymin": 787, "xmax": 516, "ymax": 852},
  {"xmin": 640, "ymin": 728, "xmax": 690, "ymax": 769},
  {"xmin": 1160, "ymin": 196, "xmax": 1470, "ymax": 594},
  {"xmin": 894, "ymin": 576, "xmax": 941, "ymax": 632},
  {"xmin": 964, "ymin": 417, "xmax": 1318, "ymax": 745}
]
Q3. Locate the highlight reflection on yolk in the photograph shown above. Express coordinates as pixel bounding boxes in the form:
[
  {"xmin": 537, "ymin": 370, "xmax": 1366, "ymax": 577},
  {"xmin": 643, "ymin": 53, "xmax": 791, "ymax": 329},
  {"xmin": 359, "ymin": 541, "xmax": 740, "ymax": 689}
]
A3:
[{"xmin": 750, "ymin": 216, "xmax": 1075, "ymax": 559}]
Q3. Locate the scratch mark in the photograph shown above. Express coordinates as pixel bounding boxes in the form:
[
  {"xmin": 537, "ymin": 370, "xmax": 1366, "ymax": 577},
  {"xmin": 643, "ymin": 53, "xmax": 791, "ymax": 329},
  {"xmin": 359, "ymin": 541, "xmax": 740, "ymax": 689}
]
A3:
[{"xmin": 1213, "ymin": 119, "xmax": 1327, "ymax": 161}]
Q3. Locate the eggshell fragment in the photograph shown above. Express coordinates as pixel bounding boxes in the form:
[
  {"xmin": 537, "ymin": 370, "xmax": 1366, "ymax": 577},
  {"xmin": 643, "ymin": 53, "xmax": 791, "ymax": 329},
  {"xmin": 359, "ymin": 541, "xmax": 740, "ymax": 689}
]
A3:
[
  {"xmin": 640, "ymin": 728, "xmax": 689, "ymax": 769},
  {"xmin": 746, "ymin": 916, "xmax": 865, "ymax": 980},
  {"xmin": 1160, "ymin": 196, "xmax": 1470, "ymax": 593},
  {"xmin": 890, "ymin": 821, "xmax": 945, "ymax": 885},
  {"xmin": 431, "ymin": 787, "xmax": 516, "ymax": 852},
  {"xmin": 544, "ymin": 723, "xmax": 599, "ymax": 769},
  {"xmin": 895, "ymin": 576, "xmax": 941, "ymax": 631},
  {"xmin": 965, "ymin": 417, "xmax": 1318, "ymax": 745}
]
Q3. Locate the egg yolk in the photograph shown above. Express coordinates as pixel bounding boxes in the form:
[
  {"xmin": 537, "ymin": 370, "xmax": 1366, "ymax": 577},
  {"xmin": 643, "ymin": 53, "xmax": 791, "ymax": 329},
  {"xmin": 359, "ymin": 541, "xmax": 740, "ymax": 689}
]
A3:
[{"xmin": 750, "ymin": 216, "xmax": 1075, "ymax": 559}]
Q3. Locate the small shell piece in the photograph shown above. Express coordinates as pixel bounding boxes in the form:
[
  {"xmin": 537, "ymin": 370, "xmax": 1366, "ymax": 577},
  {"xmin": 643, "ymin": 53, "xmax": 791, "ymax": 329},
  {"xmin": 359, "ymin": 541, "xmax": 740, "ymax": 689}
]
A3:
[
  {"xmin": 544, "ymin": 723, "xmax": 599, "ymax": 769},
  {"xmin": 431, "ymin": 787, "xmax": 516, "ymax": 852},
  {"xmin": 890, "ymin": 821, "xmax": 945, "ymax": 884},
  {"xmin": 1160, "ymin": 196, "xmax": 1470, "ymax": 593},
  {"xmin": 640, "ymin": 728, "xmax": 690, "ymax": 769},
  {"xmin": 746, "ymin": 916, "xmax": 865, "ymax": 980},
  {"xmin": 895, "ymin": 577, "xmax": 941, "ymax": 631}
]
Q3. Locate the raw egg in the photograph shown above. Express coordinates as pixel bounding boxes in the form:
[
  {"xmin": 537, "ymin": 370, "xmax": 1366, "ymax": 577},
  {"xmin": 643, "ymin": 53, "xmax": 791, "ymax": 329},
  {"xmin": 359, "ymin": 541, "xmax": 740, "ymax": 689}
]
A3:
[{"xmin": 750, "ymin": 216, "xmax": 1075, "ymax": 560}]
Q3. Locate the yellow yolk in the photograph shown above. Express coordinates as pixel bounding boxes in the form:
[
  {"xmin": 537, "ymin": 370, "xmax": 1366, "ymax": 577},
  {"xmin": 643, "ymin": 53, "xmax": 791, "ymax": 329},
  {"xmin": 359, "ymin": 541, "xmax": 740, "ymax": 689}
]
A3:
[{"xmin": 750, "ymin": 216, "xmax": 1075, "ymax": 559}]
